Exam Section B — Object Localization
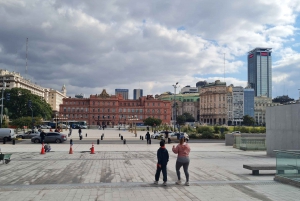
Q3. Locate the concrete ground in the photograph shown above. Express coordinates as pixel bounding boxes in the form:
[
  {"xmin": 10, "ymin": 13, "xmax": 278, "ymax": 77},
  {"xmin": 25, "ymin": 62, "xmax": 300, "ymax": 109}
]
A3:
[{"xmin": 0, "ymin": 129, "xmax": 299, "ymax": 201}]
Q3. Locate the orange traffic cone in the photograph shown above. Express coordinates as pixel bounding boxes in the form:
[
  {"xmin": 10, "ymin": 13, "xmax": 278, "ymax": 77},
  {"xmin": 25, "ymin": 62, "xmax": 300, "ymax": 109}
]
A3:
[
  {"xmin": 41, "ymin": 143, "xmax": 45, "ymax": 154},
  {"xmin": 69, "ymin": 144, "xmax": 73, "ymax": 154},
  {"xmin": 90, "ymin": 143, "xmax": 95, "ymax": 154}
]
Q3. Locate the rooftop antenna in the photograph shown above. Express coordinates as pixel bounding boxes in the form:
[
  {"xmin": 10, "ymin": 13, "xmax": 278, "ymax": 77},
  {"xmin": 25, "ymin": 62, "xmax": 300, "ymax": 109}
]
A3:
[
  {"xmin": 25, "ymin": 38, "xmax": 28, "ymax": 79},
  {"xmin": 224, "ymin": 53, "xmax": 225, "ymax": 82}
]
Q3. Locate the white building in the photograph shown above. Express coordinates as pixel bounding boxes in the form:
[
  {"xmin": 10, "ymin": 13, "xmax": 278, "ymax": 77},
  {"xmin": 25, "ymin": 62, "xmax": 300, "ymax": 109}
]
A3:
[
  {"xmin": 47, "ymin": 85, "xmax": 67, "ymax": 112},
  {"xmin": 180, "ymin": 85, "xmax": 198, "ymax": 94},
  {"xmin": 0, "ymin": 69, "xmax": 67, "ymax": 112},
  {"xmin": 232, "ymin": 86, "xmax": 244, "ymax": 125},
  {"xmin": 0, "ymin": 69, "xmax": 45, "ymax": 97}
]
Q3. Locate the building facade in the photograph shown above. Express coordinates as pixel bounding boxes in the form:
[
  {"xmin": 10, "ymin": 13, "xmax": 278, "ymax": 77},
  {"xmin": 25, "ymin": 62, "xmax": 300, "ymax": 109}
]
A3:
[
  {"xmin": 133, "ymin": 89, "xmax": 143, "ymax": 100},
  {"xmin": 254, "ymin": 96, "xmax": 281, "ymax": 125},
  {"xmin": 115, "ymin": 89, "xmax": 129, "ymax": 100},
  {"xmin": 0, "ymin": 69, "xmax": 45, "ymax": 98},
  {"xmin": 244, "ymin": 88, "xmax": 255, "ymax": 118},
  {"xmin": 248, "ymin": 47, "xmax": 272, "ymax": 98},
  {"xmin": 59, "ymin": 89, "xmax": 172, "ymax": 126},
  {"xmin": 157, "ymin": 92, "xmax": 200, "ymax": 121},
  {"xmin": 232, "ymin": 86, "xmax": 244, "ymax": 125},
  {"xmin": 48, "ymin": 85, "xmax": 67, "ymax": 112},
  {"xmin": 199, "ymin": 80, "xmax": 228, "ymax": 125}
]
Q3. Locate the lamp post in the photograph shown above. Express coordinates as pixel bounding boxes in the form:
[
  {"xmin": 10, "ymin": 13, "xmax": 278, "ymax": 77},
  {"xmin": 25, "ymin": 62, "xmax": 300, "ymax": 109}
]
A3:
[
  {"xmin": 0, "ymin": 82, "xmax": 6, "ymax": 128},
  {"xmin": 172, "ymin": 82, "xmax": 179, "ymax": 132},
  {"xmin": 56, "ymin": 112, "xmax": 58, "ymax": 129}
]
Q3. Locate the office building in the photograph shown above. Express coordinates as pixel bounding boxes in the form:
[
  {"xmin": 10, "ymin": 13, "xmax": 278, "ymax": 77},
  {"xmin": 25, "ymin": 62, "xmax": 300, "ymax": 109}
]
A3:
[
  {"xmin": 248, "ymin": 47, "xmax": 272, "ymax": 98},
  {"xmin": 255, "ymin": 96, "xmax": 281, "ymax": 125},
  {"xmin": 244, "ymin": 88, "xmax": 255, "ymax": 118},
  {"xmin": 133, "ymin": 89, "xmax": 143, "ymax": 100},
  {"xmin": 115, "ymin": 89, "xmax": 129, "ymax": 100},
  {"xmin": 180, "ymin": 85, "xmax": 198, "ymax": 94},
  {"xmin": 232, "ymin": 86, "xmax": 244, "ymax": 125}
]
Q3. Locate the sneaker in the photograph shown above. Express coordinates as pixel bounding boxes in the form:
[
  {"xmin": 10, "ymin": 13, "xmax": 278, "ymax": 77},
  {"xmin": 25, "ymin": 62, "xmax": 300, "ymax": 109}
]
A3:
[
  {"xmin": 153, "ymin": 181, "xmax": 158, "ymax": 185},
  {"xmin": 175, "ymin": 180, "xmax": 181, "ymax": 185},
  {"xmin": 185, "ymin": 182, "xmax": 189, "ymax": 186},
  {"xmin": 163, "ymin": 181, "xmax": 167, "ymax": 186}
]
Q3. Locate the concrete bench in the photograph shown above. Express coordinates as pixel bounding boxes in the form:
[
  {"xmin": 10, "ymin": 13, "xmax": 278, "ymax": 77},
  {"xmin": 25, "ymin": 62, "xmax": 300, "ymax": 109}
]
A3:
[
  {"xmin": 243, "ymin": 164, "xmax": 276, "ymax": 175},
  {"xmin": 243, "ymin": 164, "xmax": 299, "ymax": 175}
]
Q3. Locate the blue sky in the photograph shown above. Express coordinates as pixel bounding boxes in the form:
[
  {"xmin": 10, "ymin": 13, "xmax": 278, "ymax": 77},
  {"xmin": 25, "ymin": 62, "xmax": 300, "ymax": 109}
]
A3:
[{"xmin": 0, "ymin": 0, "xmax": 300, "ymax": 99}]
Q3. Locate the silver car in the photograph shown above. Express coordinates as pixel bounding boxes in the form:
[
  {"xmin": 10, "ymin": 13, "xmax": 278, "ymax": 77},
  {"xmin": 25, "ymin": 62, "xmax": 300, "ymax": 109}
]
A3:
[
  {"xmin": 17, "ymin": 131, "xmax": 40, "ymax": 139},
  {"xmin": 31, "ymin": 132, "xmax": 67, "ymax": 143}
]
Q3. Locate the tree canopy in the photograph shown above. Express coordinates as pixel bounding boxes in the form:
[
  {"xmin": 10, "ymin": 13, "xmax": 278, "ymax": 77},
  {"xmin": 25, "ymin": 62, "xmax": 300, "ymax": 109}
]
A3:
[
  {"xmin": 176, "ymin": 115, "xmax": 186, "ymax": 125},
  {"xmin": 243, "ymin": 115, "xmax": 255, "ymax": 126},
  {"xmin": 272, "ymin": 95, "xmax": 294, "ymax": 104},
  {"xmin": 3, "ymin": 88, "xmax": 52, "ymax": 120},
  {"xmin": 143, "ymin": 117, "xmax": 162, "ymax": 127},
  {"xmin": 182, "ymin": 112, "xmax": 195, "ymax": 122},
  {"xmin": 11, "ymin": 117, "xmax": 42, "ymax": 129}
]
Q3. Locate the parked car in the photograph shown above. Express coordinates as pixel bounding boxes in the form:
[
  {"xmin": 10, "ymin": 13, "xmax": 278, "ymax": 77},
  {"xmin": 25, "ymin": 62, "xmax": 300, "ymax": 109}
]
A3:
[
  {"xmin": 231, "ymin": 131, "xmax": 241, "ymax": 134},
  {"xmin": 31, "ymin": 132, "xmax": 67, "ymax": 143},
  {"xmin": 169, "ymin": 132, "xmax": 189, "ymax": 142},
  {"xmin": 81, "ymin": 125, "xmax": 87, "ymax": 129},
  {"xmin": 40, "ymin": 125, "xmax": 51, "ymax": 129},
  {"xmin": 17, "ymin": 131, "xmax": 40, "ymax": 139},
  {"xmin": 151, "ymin": 133, "xmax": 163, "ymax": 139},
  {"xmin": 0, "ymin": 128, "xmax": 15, "ymax": 141}
]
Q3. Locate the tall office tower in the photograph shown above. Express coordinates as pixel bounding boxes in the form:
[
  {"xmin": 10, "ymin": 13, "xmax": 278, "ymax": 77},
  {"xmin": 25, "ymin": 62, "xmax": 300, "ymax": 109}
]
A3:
[
  {"xmin": 133, "ymin": 89, "xmax": 143, "ymax": 100},
  {"xmin": 248, "ymin": 48, "xmax": 272, "ymax": 98},
  {"xmin": 244, "ymin": 88, "xmax": 255, "ymax": 118},
  {"xmin": 115, "ymin": 89, "xmax": 129, "ymax": 100}
]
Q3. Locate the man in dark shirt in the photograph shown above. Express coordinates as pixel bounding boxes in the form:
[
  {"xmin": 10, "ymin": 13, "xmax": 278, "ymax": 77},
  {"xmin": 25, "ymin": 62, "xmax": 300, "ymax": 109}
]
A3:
[
  {"xmin": 146, "ymin": 132, "xmax": 151, "ymax": 144},
  {"xmin": 154, "ymin": 140, "xmax": 169, "ymax": 186},
  {"xmin": 40, "ymin": 130, "xmax": 46, "ymax": 144}
]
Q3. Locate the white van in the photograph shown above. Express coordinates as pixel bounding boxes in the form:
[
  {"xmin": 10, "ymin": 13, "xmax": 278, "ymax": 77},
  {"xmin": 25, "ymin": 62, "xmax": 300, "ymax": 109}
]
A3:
[{"xmin": 0, "ymin": 128, "xmax": 15, "ymax": 141}]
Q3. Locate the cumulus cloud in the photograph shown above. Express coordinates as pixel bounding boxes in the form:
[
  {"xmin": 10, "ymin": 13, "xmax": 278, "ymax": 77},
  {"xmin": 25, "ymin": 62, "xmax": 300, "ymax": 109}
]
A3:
[{"xmin": 0, "ymin": 0, "xmax": 300, "ymax": 98}]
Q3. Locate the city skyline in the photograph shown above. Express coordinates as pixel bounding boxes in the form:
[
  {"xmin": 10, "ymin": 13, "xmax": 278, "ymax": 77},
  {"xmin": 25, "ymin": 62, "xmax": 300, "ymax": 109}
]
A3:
[{"xmin": 1, "ymin": 1, "xmax": 300, "ymax": 99}]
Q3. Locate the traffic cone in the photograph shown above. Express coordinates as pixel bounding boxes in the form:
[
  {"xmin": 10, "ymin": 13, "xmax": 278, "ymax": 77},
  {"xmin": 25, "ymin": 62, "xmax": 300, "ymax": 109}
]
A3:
[
  {"xmin": 90, "ymin": 143, "xmax": 95, "ymax": 154},
  {"xmin": 40, "ymin": 143, "xmax": 45, "ymax": 154},
  {"xmin": 69, "ymin": 144, "xmax": 73, "ymax": 154}
]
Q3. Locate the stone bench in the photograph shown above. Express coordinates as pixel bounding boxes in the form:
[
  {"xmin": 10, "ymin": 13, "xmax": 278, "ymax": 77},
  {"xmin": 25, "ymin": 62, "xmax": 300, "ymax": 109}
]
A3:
[
  {"xmin": 243, "ymin": 164, "xmax": 300, "ymax": 175},
  {"xmin": 243, "ymin": 164, "xmax": 276, "ymax": 175}
]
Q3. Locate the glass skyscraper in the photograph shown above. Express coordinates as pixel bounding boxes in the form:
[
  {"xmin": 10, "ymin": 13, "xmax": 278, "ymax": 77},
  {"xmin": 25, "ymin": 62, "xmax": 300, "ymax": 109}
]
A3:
[
  {"xmin": 247, "ymin": 48, "xmax": 272, "ymax": 98},
  {"xmin": 133, "ymin": 89, "xmax": 143, "ymax": 100},
  {"xmin": 244, "ymin": 88, "xmax": 255, "ymax": 118}
]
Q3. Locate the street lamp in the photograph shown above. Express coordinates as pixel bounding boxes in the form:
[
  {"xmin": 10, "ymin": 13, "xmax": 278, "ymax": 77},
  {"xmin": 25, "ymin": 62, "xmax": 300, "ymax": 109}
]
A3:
[
  {"xmin": 172, "ymin": 82, "xmax": 179, "ymax": 132},
  {"xmin": 0, "ymin": 82, "xmax": 6, "ymax": 128}
]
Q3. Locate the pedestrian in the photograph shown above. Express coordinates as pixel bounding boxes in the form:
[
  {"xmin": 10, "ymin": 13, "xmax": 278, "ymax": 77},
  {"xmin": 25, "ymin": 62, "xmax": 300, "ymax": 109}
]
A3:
[
  {"xmin": 146, "ymin": 132, "xmax": 151, "ymax": 144},
  {"xmin": 165, "ymin": 130, "xmax": 170, "ymax": 144},
  {"xmin": 172, "ymin": 135, "xmax": 191, "ymax": 186},
  {"xmin": 147, "ymin": 126, "xmax": 149, "ymax": 131},
  {"xmin": 154, "ymin": 140, "xmax": 169, "ymax": 186},
  {"xmin": 98, "ymin": 125, "xmax": 101, "ymax": 130},
  {"xmin": 44, "ymin": 143, "xmax": 51, "ymax": 152},
  {"xmin": 69, "ymin": 127, "xmax": 72, "ymax": 137},
  {"xmin": 40, "ymin": 130, "xmax": 46, "ymax": 144},
  {"xmin": 78, "ymin": 128, "xmax": 82, "ymax": 137}
]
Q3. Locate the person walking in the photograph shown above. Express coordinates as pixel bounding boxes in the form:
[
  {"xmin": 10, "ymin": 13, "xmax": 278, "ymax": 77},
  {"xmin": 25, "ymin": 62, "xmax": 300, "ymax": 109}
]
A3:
[
  {"xmin": 154, "ymin": 140, "xmax": 169, "ymax": 186},
  {"xmin": 146, "ymin": 132, "xmax": 151, "ymax": 144},
  {"xmin": 78, "ymin": 128, "xmax": 82, "ymax": 137},
  {"xmin": 69, "ymin": 127, "xmax": 72, "ymax": 137},
  {"xmin": 40, "ymin": 130, "xmax": 46, "ymax": 144},
  {"xmin": 172, "ymin": 135, "xmax": 191, "ymax": 186}
]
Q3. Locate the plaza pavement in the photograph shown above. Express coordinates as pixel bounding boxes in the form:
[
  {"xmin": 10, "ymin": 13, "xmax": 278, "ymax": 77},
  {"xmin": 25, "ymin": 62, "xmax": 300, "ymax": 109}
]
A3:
[{"xmin": 0, "ymin": 129, "xmax": 299, "ymax": 201}]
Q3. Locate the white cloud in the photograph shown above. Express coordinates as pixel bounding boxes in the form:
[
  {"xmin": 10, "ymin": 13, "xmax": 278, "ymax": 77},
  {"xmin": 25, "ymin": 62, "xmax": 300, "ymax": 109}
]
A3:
[{"xmin": 0, "ymin": 0, "xmax": 300, "ymax": 98}]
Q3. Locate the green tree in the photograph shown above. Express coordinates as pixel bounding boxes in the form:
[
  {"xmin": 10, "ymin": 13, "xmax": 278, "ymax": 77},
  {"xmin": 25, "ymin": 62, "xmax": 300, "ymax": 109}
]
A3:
[
  {"xmin": 182, "ymin": 112, "xmax": 195, "ymax": 122},
  {"xmin": 11, "ymin": 117, "xmax": 42, "ymax": 129},
  {"xmin": 243, "ymin": 115, "xmax": 255, "ymax": 126},
  {"xmin": 176, "ymin": 115, "xmax": 186, "ymax": 125},
  {"xmin": 143, "ymin": 117, "xmax": 162, "ymax": 131},
  {"xmin": 3, "ymin": 88, "xmax": 52, "ymax": 120}
]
